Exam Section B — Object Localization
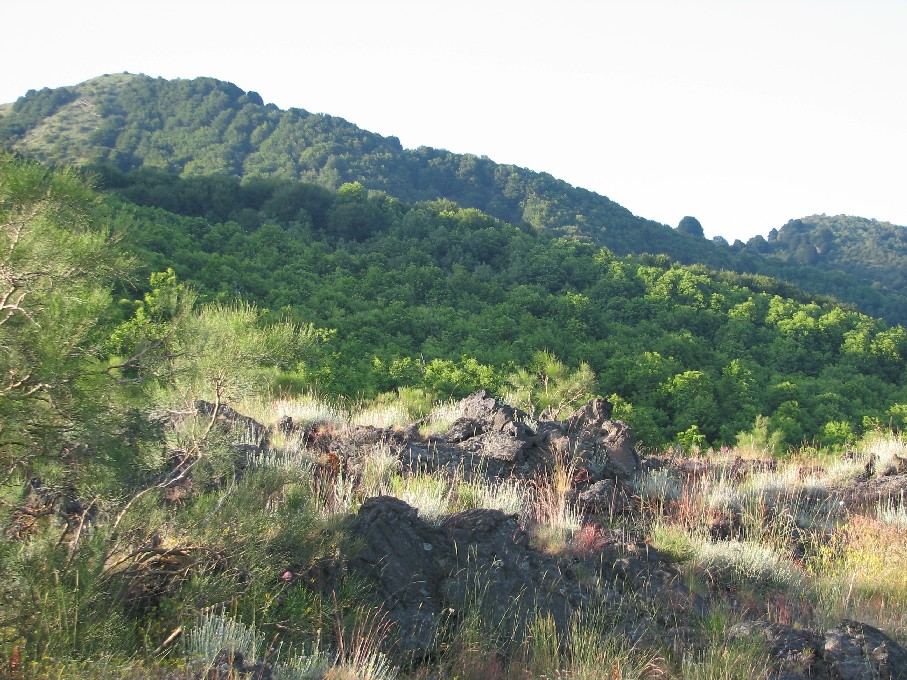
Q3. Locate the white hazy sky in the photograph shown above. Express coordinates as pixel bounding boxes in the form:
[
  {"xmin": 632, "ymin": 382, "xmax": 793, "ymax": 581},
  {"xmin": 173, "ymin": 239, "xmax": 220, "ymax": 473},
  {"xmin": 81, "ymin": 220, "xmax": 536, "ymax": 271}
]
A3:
[{"xmin": 2, "ymin": 0, "xmax": 905, "ymax": 242}]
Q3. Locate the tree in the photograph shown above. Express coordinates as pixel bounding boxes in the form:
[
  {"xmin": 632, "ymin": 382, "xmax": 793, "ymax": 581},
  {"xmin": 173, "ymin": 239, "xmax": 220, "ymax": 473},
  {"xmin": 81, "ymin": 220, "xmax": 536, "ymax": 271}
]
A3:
[
  {"xmin": 326, "ymin": 181, "xmax": 385, "ymax": 241},
  {"xmin": 660, "ymin": 370, "xmax": 718, "ymax": 441},
  {"xmin": 506, "ymin": 351, "xmax": 596, "ymax": 420},
  {"xmin": 0, "ymin": 152, "xmax": 131, "ymax": 488},
  {"xmin": 677, "ymin": 216, "xmax": 704, "ymax": 238},
  {"xmin": 105, "ymin": 267, "xmax": 196, "ymax": 383},
  {"xmin": 420, "ymin": 356, "xmax": 501, "ymax": 400},
  {"xmin": 162, "ymin": 301, "xmax": 316, "ymax": 408},
  {"xmin": 102, "ymin": 300, "xmax": 321, "ymax": 501}
]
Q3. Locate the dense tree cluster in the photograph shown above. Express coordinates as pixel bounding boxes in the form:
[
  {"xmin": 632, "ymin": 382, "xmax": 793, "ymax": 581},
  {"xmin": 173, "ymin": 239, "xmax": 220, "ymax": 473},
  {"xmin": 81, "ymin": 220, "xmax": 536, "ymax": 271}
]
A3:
[
  {"xmin": 744, "ymin": 214, "xmax": 907, "ymax": 297},
  {"xmin": 84, "ymin": 166, "xmax": 906, "ymax": 450},
  {"xmin": 4, "ymin": 74, "xmax": 907, "ymax": 323}
]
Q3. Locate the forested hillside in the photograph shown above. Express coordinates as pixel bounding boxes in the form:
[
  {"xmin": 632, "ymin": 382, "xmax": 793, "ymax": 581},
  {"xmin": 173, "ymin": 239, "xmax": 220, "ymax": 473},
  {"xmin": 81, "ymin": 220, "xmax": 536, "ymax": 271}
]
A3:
[
  {"xmin": 3, "ymin": 73, "xmax": 907, "ymax": 323},
  {"xmin": 56, "ymin": 161, "xmax": 906, "ymax": 450},
  {"xmin": 0, "ymin": 73, "xmax": 673, "ymax": 248},
  {"xmin": 744, "ymin": 214, "xmax": 907, "ymax": 297}
]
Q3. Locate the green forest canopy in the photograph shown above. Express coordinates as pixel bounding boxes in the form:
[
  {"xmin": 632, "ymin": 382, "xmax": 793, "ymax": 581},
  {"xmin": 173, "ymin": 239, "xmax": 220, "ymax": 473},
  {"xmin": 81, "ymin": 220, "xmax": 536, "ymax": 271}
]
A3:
[
  {"xmin": 85, "ymin": 164, "xmax": 907, "ymax": 450},
  {"xmin": 3, "ymin": 73, "xmax": 907, "ymax": 325}
]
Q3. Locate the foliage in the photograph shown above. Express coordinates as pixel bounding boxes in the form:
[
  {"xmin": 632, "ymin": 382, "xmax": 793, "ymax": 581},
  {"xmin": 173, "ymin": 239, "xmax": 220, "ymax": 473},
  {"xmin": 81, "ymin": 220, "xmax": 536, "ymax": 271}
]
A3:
[
  {"xmin": 79, "ymin": 172, "xmax": 907, "ymax": 449},
  {"xmin": 676, "ymin": 425, "xmax": 707, "ymax": 454},
  {"xmin": 745, "ymin": 214, "xmax": 907, "ymax": 296},
  {"xmin": 0, "ymin": 154, "xmax": 344, "ymax": 674},
  {"xmin": 161, "ymin": 300, "xmax": 317, "ymax": 406},
  {"xmin": 741, "ymin": 214, "xmax": 907, "ymax": 324},
  {"xmin": 0, "ymin": 151, "xmax": 134, "ymax": 491},
  {"xmin": 5, "ymin": 74, "xmax": 907, "ymax": 324},
  {"xmin": 505, "ymin": 350, "xmax": 596, "ymax": 420},
  {"xmin": 0, "ymin": 150, "xmax": 891, "ymax": 451}
]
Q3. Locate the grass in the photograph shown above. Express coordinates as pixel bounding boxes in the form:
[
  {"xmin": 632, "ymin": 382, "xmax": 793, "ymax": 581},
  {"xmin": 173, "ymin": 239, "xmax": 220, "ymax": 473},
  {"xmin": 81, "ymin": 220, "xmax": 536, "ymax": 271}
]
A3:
[
  {"xmin": 678, "ymin": 639, "xmax": 770, "ymax": 680},
  {"xmin": 274, "ymin": 393, "xmax": 349, "ymax": 428},
  {"xmin": 636, "ymin": 440, "xmax": 907, "ymax": 648},
  {"xmin": 453, "ymin": 476, "xmax": 530, "ymax": 519},
  {"xmin": 358, "ymin": 444, "xmax": 402, "ymax": 497},
  {"xmin": 690, "ymin": 537, "xmax": 803, "ymax": 591},
  {"xmin": 417, "ymin": 399, "xmax": 466, "ymax": 437},
  {"xmin": 527, "ymin": 447, "xmax": 586, "ymax": 554},
  {"xmin": 351, "ymin": 403, "xmax": 413, "ymax": 430},
  {"xmin": 531, "ymin": 487, "xmax": 583, "ymax": 554},
  {"xmin": 391, "ymin": 473, "xmax": 452, "ymax": 525},
  {"xmin": 876, "ymin": 490, "xmax": 907, "ymax": 528},
  {"xmin": 184, "ymin": 607, "xmax": 393, "ymax": 680},
  {"xmin": 330, "ymin": 606, "xmax": 397, "ymax": 680},
  {"xmin": 8, "ymin": 389, "xmax": 907, "ymax": 678},
  {"xmin": 185, "ymin": 608, "xmax": 265, "ymax": 664},
  {"xmin": 862, "ymin": 431, "xmax": 907, "ymax": 475},
  {"xmin": 805, "ymin": 513, "xmax": 907, "ymax": 638}
]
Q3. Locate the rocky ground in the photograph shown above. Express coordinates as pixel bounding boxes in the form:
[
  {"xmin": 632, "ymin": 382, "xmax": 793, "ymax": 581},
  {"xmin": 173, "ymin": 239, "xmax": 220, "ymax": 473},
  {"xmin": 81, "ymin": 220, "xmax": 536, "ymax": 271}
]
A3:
[{"xmin": 177, "ymin": 391, "xmax": 907, "ymax": 678}]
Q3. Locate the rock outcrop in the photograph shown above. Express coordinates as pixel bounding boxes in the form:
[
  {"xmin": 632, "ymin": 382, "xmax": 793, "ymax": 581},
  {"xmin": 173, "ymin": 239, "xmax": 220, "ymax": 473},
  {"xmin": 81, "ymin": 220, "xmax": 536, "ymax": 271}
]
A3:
[
  {"xmin": 340, "ymin": 495, "xmax": 696, "ymax": 664},
  {"xmin": 730, "ymin": 619, "xmax": 907, "ymax": 680},
  {"xmin": 343, "ymin": 496, "xmax": 579, "ymax": 661},
  {"xmin": 170, "ymin": 393, "xmax": 907, "ymax": 676},
  {"xmin": 300, "ymin": 391, "xmax": 641, "ymax": 490}
]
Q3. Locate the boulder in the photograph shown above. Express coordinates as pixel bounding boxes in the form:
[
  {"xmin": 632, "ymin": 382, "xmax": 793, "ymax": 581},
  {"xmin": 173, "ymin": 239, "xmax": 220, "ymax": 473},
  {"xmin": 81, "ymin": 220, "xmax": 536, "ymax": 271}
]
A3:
[
  {"xmin": 345, "ymin": 497, "xmax": 448, "ymax": 659},
  {"xmin": 574, "ymin": 479, "xmax": 634, "ymax": 516},
  {"xmin": 834, "ymin": 474, "xmax": 907, "ymax": 513},
  {"xmin": 343, "ymin": 496, "xmax": 585, "ymax": 663},
  {"xmin": 337, "ymin": 494, "xmax": 707, "ymax": 666},
  {"xmin": 194, "ymin": 400, "xmax": 269, "ymax": 447},
  {"xmin": 564, "ymin": 398, "xmax": 640, "ymax": 480},
  {"xmin": 729, "ymin": 619, "xmax": 907, "ymax": 680},
  {"xmin": 824, "ymin": 620, "xmax": 907, "ymax": 680}
]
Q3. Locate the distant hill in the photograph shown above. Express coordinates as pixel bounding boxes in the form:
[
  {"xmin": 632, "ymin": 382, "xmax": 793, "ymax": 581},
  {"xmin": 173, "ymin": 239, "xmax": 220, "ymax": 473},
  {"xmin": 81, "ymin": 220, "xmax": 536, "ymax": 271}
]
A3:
[
  {"xmin": 3, "ymin": 73, "xmax": 907, "ymax": 324},
  {"xmin": 743, "ymin": 214, "xmax": 907, "ymax": 296},
  {"xmin": 0, "ymin": 74, "xmax": 696, "ymax": 254}
]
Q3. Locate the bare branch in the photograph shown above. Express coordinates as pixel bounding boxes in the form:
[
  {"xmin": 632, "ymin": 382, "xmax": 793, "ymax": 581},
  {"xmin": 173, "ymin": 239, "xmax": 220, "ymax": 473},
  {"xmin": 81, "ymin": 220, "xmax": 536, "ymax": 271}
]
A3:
[
  {"xmin": 0, "ymin": 371, "xmax": 32, "ymax": 396},
  {"xmin": 153, "ymin": 627, "xmax": 183, "ymax": 655},
  {"xmin": 0, "ymin": 497, "xmax": 54, "ymax": 517},
  {"xmin": 0, "ymin": 289, "xmax": 33, "ymax": 326},
  {"xmin": 62, "ymin": 496, "xmax": 98, "ymax": 571}
]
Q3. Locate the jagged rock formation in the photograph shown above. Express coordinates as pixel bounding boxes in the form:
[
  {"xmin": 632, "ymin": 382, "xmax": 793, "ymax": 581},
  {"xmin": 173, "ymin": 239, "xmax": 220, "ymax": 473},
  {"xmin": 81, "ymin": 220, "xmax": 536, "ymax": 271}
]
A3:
[
  {"xmin": 339, "ymin": 495, "xmax": 698, "ymax": 665},
  {"xmin": 344, "ymin": 496, "xmax": 580, "ymax": 661},
  {"xmin": 292, "ymin": 390, "xmax": 640, "ymax": 488}
]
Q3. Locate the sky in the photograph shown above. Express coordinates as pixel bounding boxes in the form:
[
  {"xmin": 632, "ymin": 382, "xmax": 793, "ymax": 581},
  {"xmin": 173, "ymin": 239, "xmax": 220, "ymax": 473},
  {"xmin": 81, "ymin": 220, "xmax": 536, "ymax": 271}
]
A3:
[{"xmin": 2, "ymin": 0, "xmax": 905, "ymax": 242}]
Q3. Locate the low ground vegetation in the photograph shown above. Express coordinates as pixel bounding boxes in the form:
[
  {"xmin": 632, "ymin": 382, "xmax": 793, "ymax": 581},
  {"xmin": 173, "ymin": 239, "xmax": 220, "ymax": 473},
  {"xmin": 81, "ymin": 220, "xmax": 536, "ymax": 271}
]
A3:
[{"xmin": 4, "ymin": 389, "xmax": 907, "ymax": 679}]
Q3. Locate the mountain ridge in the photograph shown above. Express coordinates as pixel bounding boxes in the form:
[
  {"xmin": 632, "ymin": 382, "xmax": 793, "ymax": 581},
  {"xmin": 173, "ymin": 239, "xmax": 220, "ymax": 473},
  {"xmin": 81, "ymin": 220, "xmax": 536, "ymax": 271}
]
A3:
[
  {"xmin": 3, "ymin": 73, "xmax": 907, "ymax": 324},
  {"xmin": 0, "ymin": 74, "xmax": 739, "ymax": 254},
  {"xmin": 744, "ymin": 213, "xmax": 907, "ymax": 288}
]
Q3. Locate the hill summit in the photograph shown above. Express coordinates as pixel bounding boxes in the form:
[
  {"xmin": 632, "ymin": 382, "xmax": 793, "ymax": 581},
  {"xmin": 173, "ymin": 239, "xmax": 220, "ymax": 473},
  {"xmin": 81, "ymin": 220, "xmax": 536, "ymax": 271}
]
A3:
[{"xmin": 4, "ymin": 74, "xmax": 907, "ymax": 324}]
